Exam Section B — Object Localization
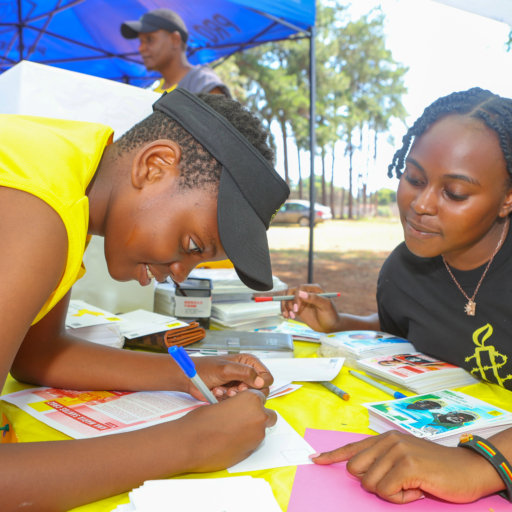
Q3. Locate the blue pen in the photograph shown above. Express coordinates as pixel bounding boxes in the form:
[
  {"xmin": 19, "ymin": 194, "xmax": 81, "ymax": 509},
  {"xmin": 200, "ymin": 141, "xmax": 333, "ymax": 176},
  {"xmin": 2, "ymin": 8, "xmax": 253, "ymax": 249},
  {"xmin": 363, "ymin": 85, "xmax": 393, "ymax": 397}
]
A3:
[
  {"xmin": 349, "ymin": 370, "xmax": 407, "ymax": 399},
  {"xmin": 168, "ymin": 346, "xmax": 218, "ymax": 404}
]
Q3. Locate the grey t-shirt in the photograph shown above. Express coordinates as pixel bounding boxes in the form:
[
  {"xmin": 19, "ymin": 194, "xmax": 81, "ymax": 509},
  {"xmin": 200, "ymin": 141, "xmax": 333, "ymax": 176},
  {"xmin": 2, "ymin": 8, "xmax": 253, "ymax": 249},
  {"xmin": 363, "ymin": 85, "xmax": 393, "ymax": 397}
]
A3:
[
  {"xmin": 148, "ymin": 65, "xmax": 231, "ymax": 98},
  {"xmin": 179, "ymin": 65, "xmax": 231, "ymax": 98}
]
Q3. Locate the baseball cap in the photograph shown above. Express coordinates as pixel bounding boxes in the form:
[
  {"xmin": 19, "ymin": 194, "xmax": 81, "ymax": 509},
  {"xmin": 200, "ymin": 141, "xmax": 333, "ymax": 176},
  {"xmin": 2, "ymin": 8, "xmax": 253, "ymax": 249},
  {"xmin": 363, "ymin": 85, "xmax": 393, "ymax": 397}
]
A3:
[
  {"xmin": 121, "ymin": 9, "xmax": 188, "ymax": 42},
  {"xmin": 153, "ymin": 89, "xmax": 290, "ymax": 291}
]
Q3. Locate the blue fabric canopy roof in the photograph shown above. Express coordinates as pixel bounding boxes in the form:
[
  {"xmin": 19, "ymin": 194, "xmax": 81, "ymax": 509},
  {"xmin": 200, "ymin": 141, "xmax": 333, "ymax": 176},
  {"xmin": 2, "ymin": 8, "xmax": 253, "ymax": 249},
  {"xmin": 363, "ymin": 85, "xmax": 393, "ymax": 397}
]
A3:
[{"xmin": 0, "ymin": 0, "xmax": 315, "ymax": 86}]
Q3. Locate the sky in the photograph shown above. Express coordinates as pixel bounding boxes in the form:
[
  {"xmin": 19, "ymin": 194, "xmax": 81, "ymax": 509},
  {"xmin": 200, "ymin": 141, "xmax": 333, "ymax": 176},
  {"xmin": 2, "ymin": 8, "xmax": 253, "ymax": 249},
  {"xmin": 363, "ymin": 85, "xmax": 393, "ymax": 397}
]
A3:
[{"xmin": 271, "ymin": 0, "xmax": 512, "ymax": 194}]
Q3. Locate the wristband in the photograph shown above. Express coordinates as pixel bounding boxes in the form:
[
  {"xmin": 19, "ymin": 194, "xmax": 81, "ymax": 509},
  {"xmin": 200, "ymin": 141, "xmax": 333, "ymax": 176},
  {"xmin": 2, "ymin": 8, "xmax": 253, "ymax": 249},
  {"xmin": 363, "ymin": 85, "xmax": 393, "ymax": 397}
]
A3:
[{"xmin": 458, "ymin": 433, "xmax": 512, "ymax": 502}]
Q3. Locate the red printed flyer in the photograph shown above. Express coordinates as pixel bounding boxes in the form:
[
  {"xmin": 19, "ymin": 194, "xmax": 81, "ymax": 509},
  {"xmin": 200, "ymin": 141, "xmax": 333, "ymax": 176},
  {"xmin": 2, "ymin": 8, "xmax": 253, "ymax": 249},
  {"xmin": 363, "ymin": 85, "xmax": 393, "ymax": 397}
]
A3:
[{"xmin": 0, "ymin": 387, "xmax": 204, "ymax": 439}]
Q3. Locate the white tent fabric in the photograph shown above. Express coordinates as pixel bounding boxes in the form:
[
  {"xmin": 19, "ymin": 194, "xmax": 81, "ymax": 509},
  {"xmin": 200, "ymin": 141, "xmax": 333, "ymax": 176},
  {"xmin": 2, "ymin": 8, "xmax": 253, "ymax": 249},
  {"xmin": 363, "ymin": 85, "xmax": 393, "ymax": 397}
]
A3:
[
  {"xmin": 432, "ymin": 0, "xmax": 512, "ymax": 26},
  {"xmin": 0, "ymin": 61, "xmax": 159, "ymax": 313}
]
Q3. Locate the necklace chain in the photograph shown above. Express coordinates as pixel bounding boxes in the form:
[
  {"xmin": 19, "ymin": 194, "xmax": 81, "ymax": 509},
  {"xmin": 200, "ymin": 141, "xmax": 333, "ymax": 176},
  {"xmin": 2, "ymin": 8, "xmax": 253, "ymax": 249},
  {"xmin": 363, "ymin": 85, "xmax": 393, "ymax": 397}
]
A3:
[{"xmin": 442, "ymin": 218, "xmax": 509, "ymax": 315}]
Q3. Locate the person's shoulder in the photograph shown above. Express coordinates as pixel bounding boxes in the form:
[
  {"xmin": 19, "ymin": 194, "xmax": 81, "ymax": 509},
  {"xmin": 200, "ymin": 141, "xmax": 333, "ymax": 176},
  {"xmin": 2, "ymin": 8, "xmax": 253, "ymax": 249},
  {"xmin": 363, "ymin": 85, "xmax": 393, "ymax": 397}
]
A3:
[{"xmin": 181, "ymin": 65, "xmax": 231, "ymax": 98}]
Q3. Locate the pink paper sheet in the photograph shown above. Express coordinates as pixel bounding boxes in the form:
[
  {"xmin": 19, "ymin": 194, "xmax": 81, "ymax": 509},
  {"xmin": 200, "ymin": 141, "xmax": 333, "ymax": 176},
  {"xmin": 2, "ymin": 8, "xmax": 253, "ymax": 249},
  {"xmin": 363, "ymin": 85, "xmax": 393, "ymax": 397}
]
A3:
[{"xmin": 288, "ymin": 429, "xmax": 509, "ymax": 511}]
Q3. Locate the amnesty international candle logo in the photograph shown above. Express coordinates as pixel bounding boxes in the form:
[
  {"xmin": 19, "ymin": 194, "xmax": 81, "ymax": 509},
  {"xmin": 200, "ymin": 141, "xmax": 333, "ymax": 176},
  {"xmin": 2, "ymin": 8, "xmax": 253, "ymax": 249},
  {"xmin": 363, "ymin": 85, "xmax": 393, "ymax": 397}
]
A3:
[{"xmin": 465, "ymin": 323, "xmax": 512, "ymax": 388}]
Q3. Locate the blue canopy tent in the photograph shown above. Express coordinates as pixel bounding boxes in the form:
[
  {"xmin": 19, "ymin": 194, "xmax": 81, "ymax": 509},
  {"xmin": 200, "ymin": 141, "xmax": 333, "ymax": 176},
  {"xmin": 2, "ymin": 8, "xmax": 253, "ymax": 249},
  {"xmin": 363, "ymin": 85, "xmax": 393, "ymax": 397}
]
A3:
[{"xmin": 0, "ymin": 0, "xmax": 318, "ymax": 281}]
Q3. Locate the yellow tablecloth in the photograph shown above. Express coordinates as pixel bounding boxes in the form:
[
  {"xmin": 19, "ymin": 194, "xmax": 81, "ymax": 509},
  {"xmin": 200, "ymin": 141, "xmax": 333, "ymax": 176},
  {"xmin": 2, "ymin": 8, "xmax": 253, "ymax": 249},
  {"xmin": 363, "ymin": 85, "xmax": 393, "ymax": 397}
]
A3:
[{"xmin": 2, "ymin": 342, "xmax": 512, "ymax": 512}]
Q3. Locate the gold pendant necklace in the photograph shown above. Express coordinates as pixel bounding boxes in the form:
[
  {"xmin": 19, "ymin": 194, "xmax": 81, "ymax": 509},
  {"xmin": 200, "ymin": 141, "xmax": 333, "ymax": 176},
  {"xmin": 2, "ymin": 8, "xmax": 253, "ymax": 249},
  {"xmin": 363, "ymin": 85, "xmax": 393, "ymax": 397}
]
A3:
[{"xmin": 442, "ymin": 218, "xmax": 509, "ymax": 316}]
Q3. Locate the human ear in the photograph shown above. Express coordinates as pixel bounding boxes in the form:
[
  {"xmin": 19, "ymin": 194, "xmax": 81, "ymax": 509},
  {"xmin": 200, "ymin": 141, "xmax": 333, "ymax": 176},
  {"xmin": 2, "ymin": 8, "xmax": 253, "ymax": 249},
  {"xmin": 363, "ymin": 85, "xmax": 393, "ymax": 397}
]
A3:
[
  {"xmin": 131, "ymin": 140, "xmax": 182, "ymax": 189},
  {"xmin": 169, "ymin": 31, "xmax": 183, "ymax": 50},
  {"xmin": 499, "ymin": 184, "xmax": 512, "ymax": 218}
]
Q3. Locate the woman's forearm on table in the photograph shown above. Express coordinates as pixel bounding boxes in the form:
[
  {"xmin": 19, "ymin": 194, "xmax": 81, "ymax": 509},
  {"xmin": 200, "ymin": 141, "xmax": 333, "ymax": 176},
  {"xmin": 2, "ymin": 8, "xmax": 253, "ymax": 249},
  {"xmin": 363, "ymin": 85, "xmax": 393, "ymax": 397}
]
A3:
[{"xmin": 11, "ymin": 333, "xmax": 186, "ymax": 392}]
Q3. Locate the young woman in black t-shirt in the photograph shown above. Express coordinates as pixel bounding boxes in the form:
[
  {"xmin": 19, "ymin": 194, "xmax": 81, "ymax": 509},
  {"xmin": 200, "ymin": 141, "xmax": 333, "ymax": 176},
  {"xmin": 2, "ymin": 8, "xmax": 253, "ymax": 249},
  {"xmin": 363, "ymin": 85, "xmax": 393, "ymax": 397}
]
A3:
[{"xmin": 282, "ymin": 88, "xmax": 512, "ymax": 504}]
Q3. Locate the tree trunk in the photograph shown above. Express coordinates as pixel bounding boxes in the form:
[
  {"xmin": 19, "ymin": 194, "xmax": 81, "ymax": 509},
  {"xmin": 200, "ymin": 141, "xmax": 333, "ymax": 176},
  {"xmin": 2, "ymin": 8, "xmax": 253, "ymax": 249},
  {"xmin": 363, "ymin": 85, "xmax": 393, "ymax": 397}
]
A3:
[
  {"xmin": 330, "ymin": 149, "xmax": 335, "ymax": 218},
  {"xmin": 363, "ymin": 183, "xmax": 367, "ymax": 217},
  {"xmin": 348, "ymin": 136, "xmax": 353, "ymax": 219},
  {"xmin": 297, "ymin": 146, "xmax": 303, "ymax": 200},
  {"xmin": 321, "ymin": 147, "xmax": 326, "ymax": 206},
  {"xmin": 280, "ymin": 118, "xmax": 290, "ymax": 185},
  {"xmin": 340, "ymin": 187, "xmax": 345, "ymax": 219}
]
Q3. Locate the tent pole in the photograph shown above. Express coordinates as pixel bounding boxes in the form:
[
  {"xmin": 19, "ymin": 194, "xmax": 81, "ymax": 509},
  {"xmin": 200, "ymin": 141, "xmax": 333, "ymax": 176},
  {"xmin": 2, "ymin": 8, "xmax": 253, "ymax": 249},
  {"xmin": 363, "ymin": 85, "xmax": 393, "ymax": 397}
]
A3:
[
  {"xmin": 308, "ymin": 24, "xmax": 316, "ymax": 283},
  {"xmin": 17, "ymin": 0, "xmax": 23, "ymax": 61}
]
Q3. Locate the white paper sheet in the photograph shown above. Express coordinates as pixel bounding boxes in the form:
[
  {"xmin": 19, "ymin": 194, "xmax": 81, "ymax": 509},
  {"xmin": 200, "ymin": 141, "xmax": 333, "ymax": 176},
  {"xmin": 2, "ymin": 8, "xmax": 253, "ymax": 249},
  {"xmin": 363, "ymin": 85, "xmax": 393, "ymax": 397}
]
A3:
[
  {"xmin": 267, "ymin": 379, "xmax": 302, "ymax": 399},
  {"xmin": 66, "ymin": 302, "xmax": 188, "ymax": 338},
  {"xmin": 117, "ymin": 310, "xmax": 188, "ymax": 339},
  {"xmin": 227, "ymin": 413, "xmax": 315, "ymax": 473},
  {"xmin": 65, "ymin": 300, "xmax": 122, "ymax": 329},
  {"xmin": 114, "ymin": 477, "xmax": 281, "ymax": 512},
  {"xmin": 263, "ymin": 357, "xmax": 345, "ymax": 382}
]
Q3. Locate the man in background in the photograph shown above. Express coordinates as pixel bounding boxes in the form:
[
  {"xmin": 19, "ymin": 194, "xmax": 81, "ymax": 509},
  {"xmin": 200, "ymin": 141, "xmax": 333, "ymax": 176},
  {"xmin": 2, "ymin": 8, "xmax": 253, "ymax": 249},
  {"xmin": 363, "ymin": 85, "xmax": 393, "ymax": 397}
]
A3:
[{"xmin": 121, "ymin": 9, "xmax": 231, "ymax": 97}]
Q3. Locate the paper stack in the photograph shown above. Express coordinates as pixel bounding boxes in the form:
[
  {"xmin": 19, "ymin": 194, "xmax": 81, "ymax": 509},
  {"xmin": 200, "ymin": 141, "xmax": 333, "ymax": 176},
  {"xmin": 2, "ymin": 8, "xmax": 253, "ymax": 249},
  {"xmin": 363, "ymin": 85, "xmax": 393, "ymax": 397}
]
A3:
[
  {"xmin": 113, "ymin": 476, "xmax": 282, "ymax": 512},
  {"xmin": 210, "ymin": 301, "xmax": 282, "ymax": 331},
  {"xmin": 318, "ymin": 330, "xmax": 414, "ymax": 368},
  {"xmin": 66, "ymin": 300, "xmax": 189, "ymax": 341},
  {"xmin": 259, "ymin": 320, "xmax": 323, "ymax": 342},
  {"xmin": 357, "ymin": 352, "xmax": 478, "ymax": 393},
  {"xmin": 154, "ymin": 269, "xmax": 288, "ymax": 316},
  {"xmin": 65, "ymin": 324, "xmax": 124, "ymax": 349},
  {"xmin": 365, "ymin": 390, "xmax": 512, "ymax": 447}
]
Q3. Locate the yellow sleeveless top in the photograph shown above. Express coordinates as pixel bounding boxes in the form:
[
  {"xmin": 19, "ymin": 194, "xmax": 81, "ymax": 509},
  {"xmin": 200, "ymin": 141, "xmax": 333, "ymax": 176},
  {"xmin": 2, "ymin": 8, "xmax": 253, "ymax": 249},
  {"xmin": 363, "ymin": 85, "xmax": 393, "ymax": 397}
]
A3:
[{"xmin": 0, "ymin": 115, "xmax": 113, "ymax": 325}]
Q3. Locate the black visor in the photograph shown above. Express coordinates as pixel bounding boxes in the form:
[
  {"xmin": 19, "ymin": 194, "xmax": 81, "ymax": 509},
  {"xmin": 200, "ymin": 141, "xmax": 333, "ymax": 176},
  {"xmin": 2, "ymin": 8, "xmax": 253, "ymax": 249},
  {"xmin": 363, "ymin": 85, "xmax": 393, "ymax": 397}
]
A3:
[{"xmin": 153, "ymin": 89, "xmax": 290, "ymax": 291}]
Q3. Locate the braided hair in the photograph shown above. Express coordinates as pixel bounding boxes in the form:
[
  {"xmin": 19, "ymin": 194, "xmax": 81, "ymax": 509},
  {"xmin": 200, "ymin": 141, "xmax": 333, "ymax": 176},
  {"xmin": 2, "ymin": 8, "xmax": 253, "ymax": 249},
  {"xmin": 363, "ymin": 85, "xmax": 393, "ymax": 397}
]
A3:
[{"xmin": 388, "ymin": 88, "xmax": 512, "ymax": 184}]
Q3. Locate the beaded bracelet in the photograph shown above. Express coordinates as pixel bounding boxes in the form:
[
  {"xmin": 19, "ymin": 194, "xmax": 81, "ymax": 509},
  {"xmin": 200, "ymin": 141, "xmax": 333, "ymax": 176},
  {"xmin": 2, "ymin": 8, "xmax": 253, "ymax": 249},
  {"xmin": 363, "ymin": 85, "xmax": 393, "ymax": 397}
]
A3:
[{"xmin": 458, "ymin": 433, "xmax": 512, "ymax": 502}]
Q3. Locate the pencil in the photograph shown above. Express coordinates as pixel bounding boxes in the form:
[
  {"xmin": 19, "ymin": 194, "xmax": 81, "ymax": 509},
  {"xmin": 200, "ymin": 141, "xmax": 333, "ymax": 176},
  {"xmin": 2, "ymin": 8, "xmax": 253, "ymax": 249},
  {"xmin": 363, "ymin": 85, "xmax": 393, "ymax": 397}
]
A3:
[
  {"xmin": 349, "ymin": 370, "xmax": 407, "ymax": 399},
  {"xmin": 254, "ymin": 292, "xmax": 340, "ymax": 302},
  {"xmin": 321, "ymin": 381, "xmax": 350, "ymax": 401}
]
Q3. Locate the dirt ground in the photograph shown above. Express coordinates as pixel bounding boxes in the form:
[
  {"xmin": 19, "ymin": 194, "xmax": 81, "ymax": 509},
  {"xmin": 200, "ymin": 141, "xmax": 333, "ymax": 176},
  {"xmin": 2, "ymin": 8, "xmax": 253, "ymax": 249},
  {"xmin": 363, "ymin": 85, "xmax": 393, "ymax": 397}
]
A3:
[{"xmin": 268, "ymin": 220, "xmax": 404, "ymax": 317}]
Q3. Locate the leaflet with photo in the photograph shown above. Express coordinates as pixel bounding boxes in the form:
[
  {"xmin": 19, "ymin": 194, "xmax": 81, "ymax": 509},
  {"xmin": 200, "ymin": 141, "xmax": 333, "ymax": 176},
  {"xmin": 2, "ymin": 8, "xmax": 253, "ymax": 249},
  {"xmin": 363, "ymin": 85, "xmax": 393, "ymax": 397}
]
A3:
[
  {"xmin": 357, "ymin": 352, "xmax": 478, "ymax": 393},
  {"xmin": 364, "ymin": 390, "xmax": 512, "ymax": 446}
]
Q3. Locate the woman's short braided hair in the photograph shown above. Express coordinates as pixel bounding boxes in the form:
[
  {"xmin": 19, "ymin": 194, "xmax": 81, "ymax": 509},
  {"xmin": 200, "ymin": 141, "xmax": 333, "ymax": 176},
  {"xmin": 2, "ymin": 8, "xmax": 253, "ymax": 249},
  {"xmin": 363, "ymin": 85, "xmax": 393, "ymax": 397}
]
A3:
[
  {"xmin": 116, "ymin": 93, "xmax": 274, "ymax": 191},
  {"xmin": 388, "ymin": 87, "xmax": 512, "ymax": 184}
]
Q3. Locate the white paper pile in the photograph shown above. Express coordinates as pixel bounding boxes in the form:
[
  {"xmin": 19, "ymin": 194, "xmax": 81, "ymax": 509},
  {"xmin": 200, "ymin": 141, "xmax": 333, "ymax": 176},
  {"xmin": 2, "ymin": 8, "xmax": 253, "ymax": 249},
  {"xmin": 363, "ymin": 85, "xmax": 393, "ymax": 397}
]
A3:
[
  {"xmin": 259, "ymin": 320, "xmax": 323, "ymax": 342},
  {"xmin": 65, "ymin": 324, "xmax": 124, "ymax": 349},
  {"xmin": 210, "ymin": 301, "xmax": 282, "ymax": 331},
  {"xmin": 318, "ymin": 330, "xmax": 414, "ymax": 368},
  {"xmin": 357, "ymin": 352, "xmax": 478, "ymax": 393},
  {"xmin": 263, "ymin": 358, "xmax": 345, "ymax": 382},
  {"xmin": 154, "ymin": 269, "xmax": 288, "ymax": 316},
  {"xmin": 65, "ymin": 300, "xmax": 188, "ymax": 340},
  {"xmin": 113, "ymin": 476, "xmax": 281, "ymax": 512}
]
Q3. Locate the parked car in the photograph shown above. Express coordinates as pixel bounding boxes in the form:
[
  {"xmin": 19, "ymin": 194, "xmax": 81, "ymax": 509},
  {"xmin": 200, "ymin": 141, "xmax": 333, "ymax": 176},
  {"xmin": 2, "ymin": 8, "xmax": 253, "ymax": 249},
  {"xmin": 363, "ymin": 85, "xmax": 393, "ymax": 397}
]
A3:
[{"xmin": 272, "ymin": 200, "xmax": 332, "ymax": 226}]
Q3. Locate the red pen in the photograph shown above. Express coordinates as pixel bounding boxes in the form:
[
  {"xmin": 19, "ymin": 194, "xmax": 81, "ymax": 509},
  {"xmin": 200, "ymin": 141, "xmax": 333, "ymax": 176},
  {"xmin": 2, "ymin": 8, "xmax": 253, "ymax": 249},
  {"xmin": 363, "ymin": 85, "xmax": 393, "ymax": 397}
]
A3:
[{"xmin": 253, "ymin": 292, "xmax": 340, "ymax": 302}]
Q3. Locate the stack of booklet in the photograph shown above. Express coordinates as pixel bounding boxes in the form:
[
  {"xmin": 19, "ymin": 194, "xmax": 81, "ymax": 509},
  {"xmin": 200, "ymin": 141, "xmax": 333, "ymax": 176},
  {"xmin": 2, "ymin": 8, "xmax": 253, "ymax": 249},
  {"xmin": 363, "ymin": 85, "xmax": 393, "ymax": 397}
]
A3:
[
  {"xmin": 259, "ymin": 320, "xmax": 323, "ymax": 342},
  {"xmin": 65, "ymin": 324, "xmax": 124, "ymax": 349},
  {"xmin": 365, "ymin": 390, "xmax": 512, "ymax": 447},
  {"xmin": 154, "ymin": 269, "xmax": 288, "ymax": 315},
  {"xmin": 66, "ymin": 300, "xmax": 189, "ymax": 343},
  {"xmin": 113, "ymin": 477, "xmax": 281, "ymax": 512},
  {"xmin": 318, "ymin": 330, "xmax": 414, "ymax": 368},
  {"xmin": 210, "ymin": 301, "xmax": 282, "ymax": 331},
  {"xmin": 357, "ymin": 352, "xmax": 478, "ymax": 393}
]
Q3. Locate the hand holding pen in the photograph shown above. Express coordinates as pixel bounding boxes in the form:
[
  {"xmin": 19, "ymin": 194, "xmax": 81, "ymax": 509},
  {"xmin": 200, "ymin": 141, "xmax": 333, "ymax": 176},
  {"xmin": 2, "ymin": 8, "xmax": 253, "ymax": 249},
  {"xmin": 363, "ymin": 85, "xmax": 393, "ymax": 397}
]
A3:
[
  {"xmin": 279, "ymin": 284, "xmax": 342, "ymax": 333},
  {"xmin": 168, "ymin": 347, "xmax": 274, "ymax": 401}
]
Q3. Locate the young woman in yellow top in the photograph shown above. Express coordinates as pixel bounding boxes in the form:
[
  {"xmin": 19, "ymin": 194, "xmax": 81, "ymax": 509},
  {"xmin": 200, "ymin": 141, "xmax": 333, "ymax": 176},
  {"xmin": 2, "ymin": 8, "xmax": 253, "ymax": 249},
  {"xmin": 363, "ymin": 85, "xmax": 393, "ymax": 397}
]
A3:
[{"xmin": 0, "ymin": 89, "xmax": 288, "ymax": 511}]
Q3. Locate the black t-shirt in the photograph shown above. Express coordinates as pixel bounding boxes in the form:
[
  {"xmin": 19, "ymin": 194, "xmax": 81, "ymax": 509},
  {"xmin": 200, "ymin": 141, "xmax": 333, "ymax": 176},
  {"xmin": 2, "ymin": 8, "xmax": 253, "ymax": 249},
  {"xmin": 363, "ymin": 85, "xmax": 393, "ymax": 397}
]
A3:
[{"xmin": 377, "ymin": 227, "xmax": 512, "ymax": 390}]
